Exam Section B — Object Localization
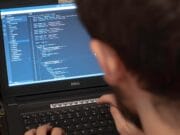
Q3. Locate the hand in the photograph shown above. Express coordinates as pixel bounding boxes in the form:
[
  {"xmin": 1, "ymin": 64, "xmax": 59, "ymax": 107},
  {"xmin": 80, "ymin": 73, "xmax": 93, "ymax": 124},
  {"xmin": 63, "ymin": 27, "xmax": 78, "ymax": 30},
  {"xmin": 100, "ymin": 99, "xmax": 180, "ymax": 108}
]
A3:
[
  {"xmin": 98, "ymin": 94, "xmax": 145, "ymax": 135},
  {"xmin": 24, "ymin": 124, "xmax": 65, "ymax": 135}
]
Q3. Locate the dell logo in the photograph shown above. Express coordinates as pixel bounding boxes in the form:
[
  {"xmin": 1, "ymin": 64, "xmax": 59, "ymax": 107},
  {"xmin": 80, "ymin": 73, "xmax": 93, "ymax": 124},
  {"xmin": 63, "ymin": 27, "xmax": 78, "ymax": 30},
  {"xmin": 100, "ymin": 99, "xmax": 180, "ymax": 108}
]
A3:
[{"xmin": 71, "ymin": 82, "xmax": 81, "ymax": 86}]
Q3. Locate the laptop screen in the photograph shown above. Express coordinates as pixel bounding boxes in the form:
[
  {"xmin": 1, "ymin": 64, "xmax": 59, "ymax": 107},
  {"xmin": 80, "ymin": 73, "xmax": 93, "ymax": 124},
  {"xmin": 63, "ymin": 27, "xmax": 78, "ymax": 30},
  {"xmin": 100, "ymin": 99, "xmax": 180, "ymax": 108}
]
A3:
[{"xmin": 0, "ymin": 3, "xmax": 104, "ymax": 87}]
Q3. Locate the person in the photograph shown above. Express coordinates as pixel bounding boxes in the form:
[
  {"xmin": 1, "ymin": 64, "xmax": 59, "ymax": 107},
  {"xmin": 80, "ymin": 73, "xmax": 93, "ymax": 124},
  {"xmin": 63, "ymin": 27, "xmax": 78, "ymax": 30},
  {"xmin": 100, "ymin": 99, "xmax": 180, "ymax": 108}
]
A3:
[{"xmin": 25, "ymin": 0, "xmax": 180, "ymax": 135}]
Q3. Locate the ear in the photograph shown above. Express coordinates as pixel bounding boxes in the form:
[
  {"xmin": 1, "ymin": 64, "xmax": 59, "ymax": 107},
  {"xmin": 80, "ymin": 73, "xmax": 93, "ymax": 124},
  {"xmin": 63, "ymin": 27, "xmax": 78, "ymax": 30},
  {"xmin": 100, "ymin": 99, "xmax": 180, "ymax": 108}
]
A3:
[{"xmin": 90, "ymin": 39, "xmax": 127, "ymax": 86}]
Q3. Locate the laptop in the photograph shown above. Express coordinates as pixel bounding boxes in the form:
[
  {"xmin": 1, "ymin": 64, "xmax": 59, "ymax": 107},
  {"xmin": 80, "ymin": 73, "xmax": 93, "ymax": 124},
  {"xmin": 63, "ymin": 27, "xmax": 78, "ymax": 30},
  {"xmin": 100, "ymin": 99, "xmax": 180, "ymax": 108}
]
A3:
[{"xmin": 0, "ymin": 0, "xmax": 118, "ymax": 135}]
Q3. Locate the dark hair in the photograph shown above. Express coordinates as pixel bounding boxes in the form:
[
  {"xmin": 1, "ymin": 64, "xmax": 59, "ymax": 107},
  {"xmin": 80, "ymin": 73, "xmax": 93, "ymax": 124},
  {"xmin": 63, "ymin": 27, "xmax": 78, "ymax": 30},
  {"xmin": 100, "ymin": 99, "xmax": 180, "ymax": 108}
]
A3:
[{"xmin": 76, "ymin": 0, "xmax": 180, "ymax": 99}]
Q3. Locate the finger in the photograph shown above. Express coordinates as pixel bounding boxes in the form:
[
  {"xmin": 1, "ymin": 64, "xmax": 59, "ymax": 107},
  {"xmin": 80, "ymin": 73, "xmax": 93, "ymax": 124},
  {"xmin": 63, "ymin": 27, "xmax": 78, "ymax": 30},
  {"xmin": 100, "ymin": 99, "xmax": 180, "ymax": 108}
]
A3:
[
  {"xmin": 24, "ymin": 129, "xmax": 36, "ymax": 135},
  {"xmin": 97, "ymin": 94, "xmax": 118, "ymax": 107},
  {"xmin": 110, "ymin": 106, "xmax": 129, "ymax": 134},
  {"xmin": 110, "ymin": 106, "xmax": 144, "ymax": 135},
  {"xmin": 36, "ymin": 124, "xmax": 52, "ymax": 135},
  {"xmin": 125, "ymin": 120, "xmax": 145, "ymax": 135},
  {"xmin": 51, "ymin": 128, "xmax": 65, "ymax": 135}
]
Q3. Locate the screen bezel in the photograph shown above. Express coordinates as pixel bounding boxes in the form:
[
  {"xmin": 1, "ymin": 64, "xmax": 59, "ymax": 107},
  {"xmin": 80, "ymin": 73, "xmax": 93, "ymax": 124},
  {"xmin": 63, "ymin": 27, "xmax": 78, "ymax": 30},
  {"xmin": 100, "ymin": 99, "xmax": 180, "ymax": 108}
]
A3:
[{"xmin": 0, "ymin": 0, "xmax": 107, "ymax": 98}]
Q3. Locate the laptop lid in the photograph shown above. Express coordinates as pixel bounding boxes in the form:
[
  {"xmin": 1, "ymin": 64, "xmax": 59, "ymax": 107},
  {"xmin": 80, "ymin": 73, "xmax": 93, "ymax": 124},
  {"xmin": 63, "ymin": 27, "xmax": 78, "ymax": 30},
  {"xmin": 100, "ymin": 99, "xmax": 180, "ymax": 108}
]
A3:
[{"xmin": 0, "ymin": 1, "xmax": 106, "ymax": 98}]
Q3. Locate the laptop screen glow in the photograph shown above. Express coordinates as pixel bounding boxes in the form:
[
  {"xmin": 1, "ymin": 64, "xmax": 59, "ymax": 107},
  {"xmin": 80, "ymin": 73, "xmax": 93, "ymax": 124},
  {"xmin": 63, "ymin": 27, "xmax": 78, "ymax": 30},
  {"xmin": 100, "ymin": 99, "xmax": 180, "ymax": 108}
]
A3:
[{"xmin": 0, "ymin": 3, "xmax": 104, "ymax": 87}]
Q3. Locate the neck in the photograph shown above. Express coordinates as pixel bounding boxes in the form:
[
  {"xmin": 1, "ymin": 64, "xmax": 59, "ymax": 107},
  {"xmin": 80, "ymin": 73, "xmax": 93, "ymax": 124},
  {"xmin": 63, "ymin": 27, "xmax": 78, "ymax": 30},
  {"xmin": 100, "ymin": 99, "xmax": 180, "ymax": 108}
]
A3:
[
  {"xmin": 154, "ymin": 97, "xmax": 180, "ymax": 129},
  {"xmin": 136, "ymin": 95, "xmax": 180, "ymax": 135}
]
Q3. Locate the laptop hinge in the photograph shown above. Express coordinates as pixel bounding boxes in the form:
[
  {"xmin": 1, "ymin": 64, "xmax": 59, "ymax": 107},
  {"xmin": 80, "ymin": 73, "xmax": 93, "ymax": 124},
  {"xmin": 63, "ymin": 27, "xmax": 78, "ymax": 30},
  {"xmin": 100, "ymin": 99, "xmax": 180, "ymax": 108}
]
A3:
[{"xmin": 15, "ymin": 86, "xmax": 109, "ymax": 104}]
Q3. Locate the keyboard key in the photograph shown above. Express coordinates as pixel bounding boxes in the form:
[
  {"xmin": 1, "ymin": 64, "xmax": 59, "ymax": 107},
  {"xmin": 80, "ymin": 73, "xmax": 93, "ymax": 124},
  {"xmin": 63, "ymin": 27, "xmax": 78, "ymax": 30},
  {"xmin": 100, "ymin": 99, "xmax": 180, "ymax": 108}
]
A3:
[
  {"xmin": 99, "ymin": 120, "xmax": 108, "ymax": 127},
  {"xmin": 80, "ymin": 129, "xmax": 88, "ymax": 134},
  {"xmin": 83, "ymin": 123, "xmax": 91, "ymax": 129},
  {"xmin": 92, "ymin": 121, "xmax": 98, "ymax": 128}
]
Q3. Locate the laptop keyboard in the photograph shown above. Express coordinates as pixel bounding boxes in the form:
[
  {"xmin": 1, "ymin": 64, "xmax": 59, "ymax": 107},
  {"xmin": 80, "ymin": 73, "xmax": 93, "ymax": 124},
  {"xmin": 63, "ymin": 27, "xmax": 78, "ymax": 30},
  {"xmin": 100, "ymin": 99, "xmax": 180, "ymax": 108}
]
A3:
[{"xmin": 21, "ymin": 101, "xmax": 118, "ymax": 135}]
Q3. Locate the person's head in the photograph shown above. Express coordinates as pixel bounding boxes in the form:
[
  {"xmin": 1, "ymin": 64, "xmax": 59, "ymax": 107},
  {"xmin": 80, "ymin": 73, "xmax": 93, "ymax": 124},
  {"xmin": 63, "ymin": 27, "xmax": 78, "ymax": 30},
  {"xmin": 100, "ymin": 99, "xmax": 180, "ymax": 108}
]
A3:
[{"xmin": 76, "ymin": 0, "xmax": 180, "ymax": 132}]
